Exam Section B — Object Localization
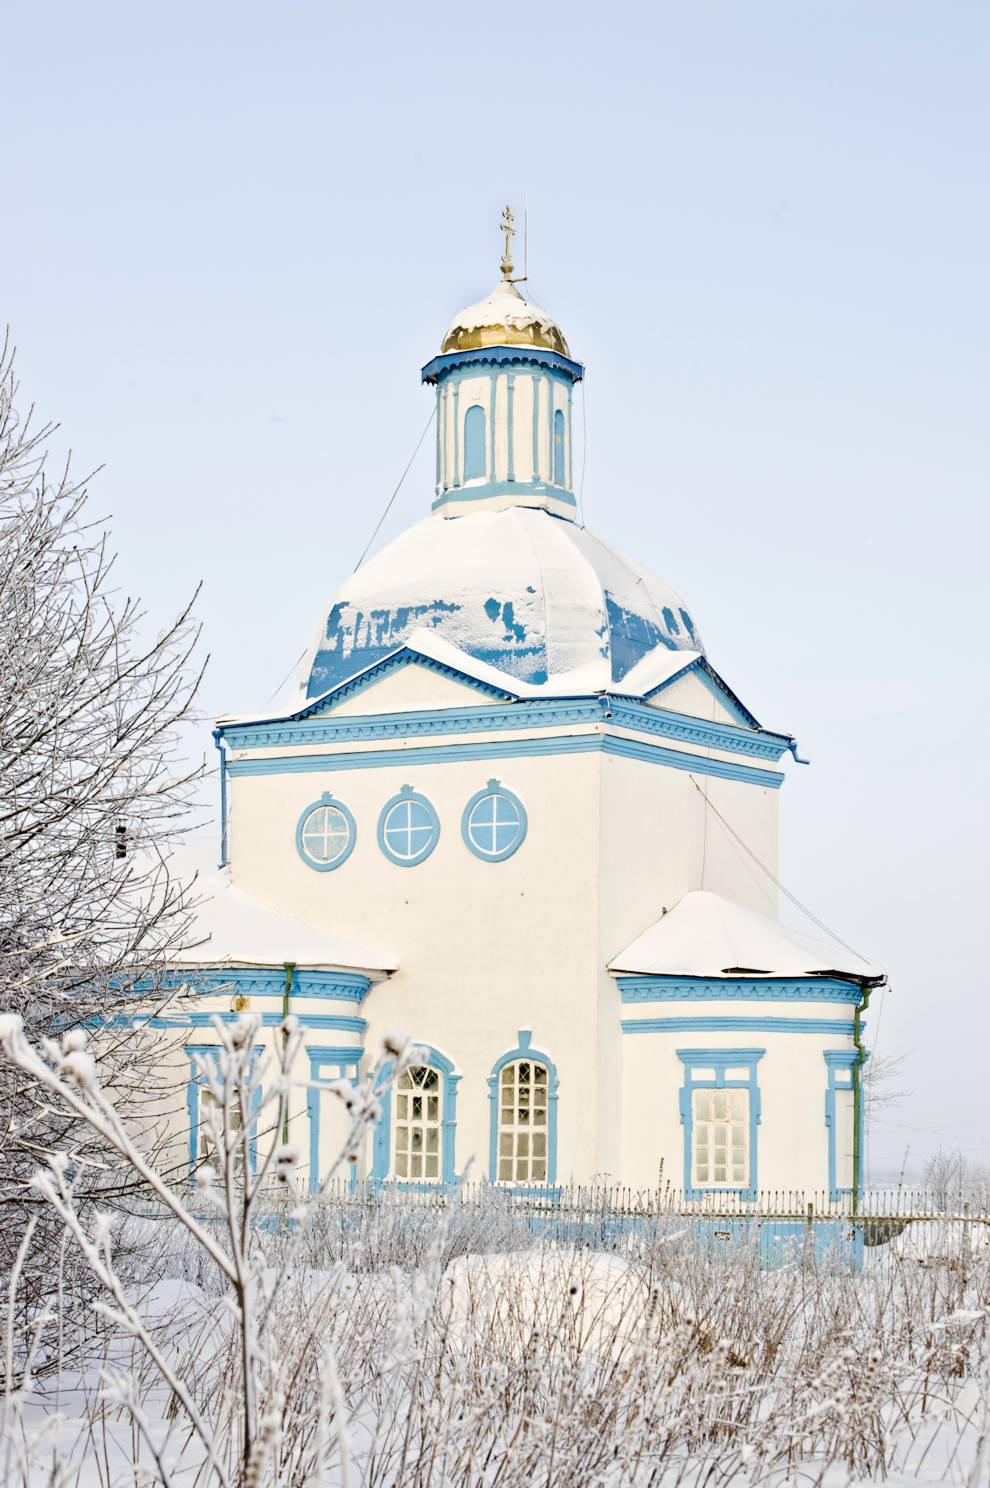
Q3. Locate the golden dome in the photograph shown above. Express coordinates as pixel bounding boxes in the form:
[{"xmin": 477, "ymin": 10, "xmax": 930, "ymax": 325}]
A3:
[{"xmin": 441, "ymin": 280, "xmax": 570, "ymax": 358}]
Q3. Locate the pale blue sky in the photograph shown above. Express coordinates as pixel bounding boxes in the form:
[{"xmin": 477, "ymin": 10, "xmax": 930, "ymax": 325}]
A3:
[{"xmin": 3, "ymin": 1, "xmax": 988, "ymax": 1175}]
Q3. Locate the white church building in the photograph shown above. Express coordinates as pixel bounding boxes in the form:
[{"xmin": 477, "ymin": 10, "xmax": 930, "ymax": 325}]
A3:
[{"xmin": 172, "ymin": 215, "xmax": 884, "ymax": 1204}]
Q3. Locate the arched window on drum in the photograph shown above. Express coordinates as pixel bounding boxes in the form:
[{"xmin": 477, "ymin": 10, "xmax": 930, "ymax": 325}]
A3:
[
  {"xmin": 463, "ymin": 403, "xmax": 486, "ymax": 481},
  {"xmin": 552, "ymin": 407, "xmax": 566, "ymax": 486}
]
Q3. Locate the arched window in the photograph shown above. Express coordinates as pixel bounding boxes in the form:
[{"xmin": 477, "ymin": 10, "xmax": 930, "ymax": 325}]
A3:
[
  {"xmin": 488, "ymin": 1033, "xmax": 559, "ymax": 1186},
  {"xmin": 394, "ymin": 1065, "xmax": 442, "ymax": 1180},
  {"xmin": 463, "ymin": 403, "xmax": 486, "ymax": 481},
  {"xmin": 371, "ymin": 1044, "xmax": 460, "ymax": 1187},
  {"xmin": 497, "ymin": 1059, "xmax": 549, "ymax": 1182},
  {"xmin": 552, "ymin": 408, "xmax": 566, "ymax": 485}
]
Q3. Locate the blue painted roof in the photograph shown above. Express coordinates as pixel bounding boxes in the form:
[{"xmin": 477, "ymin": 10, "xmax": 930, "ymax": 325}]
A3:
[{"xmin": 301, "ymin": 508, "xmax": 703, "ymax": 701}]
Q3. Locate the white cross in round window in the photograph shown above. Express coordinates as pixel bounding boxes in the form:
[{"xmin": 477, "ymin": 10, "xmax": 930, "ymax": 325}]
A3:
[
  {"xmin": 378, "ymin": 786, "xmax": 440, "ymax": 866},
  {"xmin": 462, "ymin": 780, "xmax": 528, "ymax": 862},
  {"xmin": 296, "ymin": 793, "xmax": 356, "ymax": 871}
]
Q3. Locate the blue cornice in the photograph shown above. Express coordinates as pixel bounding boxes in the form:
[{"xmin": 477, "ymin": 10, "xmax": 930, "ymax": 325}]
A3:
[
  {"xmin": 153, "ymin": 968, "xmax": 371, "ymax": 1001},
  {"xmin": 225, "ymin": 730, "xmax": 786, "ymax": 789},
  {"xmin": 608, "ymin": 700, "xmax": 790, "ymax": 760},
  {"xmin": 421, "ymin": 345, "xmax": 584, "ymax": 385},
  {"xmin": 616, "ymin": 976, "xmax": 863, "ymax": 1003},
  {"xmin": 622, "ymin": 1016, "xmax": 857, "ymax": 1035},
  {"xmin": 220, "ymin": 694, "xmax": 790, "ymax": 764},
  {"xmin": 307, "ymin": 1044, "xmax": 363, "ymax": 1064}
]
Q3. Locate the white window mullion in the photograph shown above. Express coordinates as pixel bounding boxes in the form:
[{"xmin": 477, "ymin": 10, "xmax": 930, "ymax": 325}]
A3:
[
  {"xmin": 497, "ymin": 1060, "xmax": 549, "ymax": 1183},
  {"xmin": 394, "ymin": 1066, "xmax": 442, "ymax": 1181}
]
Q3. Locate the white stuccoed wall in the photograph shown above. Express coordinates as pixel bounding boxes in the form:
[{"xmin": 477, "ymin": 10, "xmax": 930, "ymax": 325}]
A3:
[
  {"xmin": 217, "ymin": 651, "xmax": 805, "ymax": 1188},
  {"xmin": 619, "ymin": 1025, "xmax": 854, "ymax": 1195},
  {"xmin": 228, "ymin": 745, "xmax": 602, "ymax": 1184}
]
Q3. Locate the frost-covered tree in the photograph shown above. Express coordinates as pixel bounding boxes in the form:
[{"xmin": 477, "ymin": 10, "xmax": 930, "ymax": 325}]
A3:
[{"xmin": 0, "ymin": 332, "xmax": 204, "ymax": 1356}]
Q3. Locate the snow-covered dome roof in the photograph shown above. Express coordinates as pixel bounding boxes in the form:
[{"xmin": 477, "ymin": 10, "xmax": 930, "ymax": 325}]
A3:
[
  {"xmin": 441, "ymin": 280, "xmax": 570, "ymax": 357},
  {"xmin": 302, "ymin": 507, "xmax": 703, "ymax": 700}
]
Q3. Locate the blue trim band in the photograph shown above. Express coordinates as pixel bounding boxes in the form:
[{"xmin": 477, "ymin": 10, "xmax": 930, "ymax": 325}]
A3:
[
  {"xmin": 120, "ymin": 1012, "xmax": 366, "ymax": 1031},
  {"xmin": 151, "ymin": 969, "xmax": 371, "ymax": 1002},
  {"xmin": 617, "ymin": 976, "xmax": 862, "ymax": 1003},
  {"xmin": 221, "ymin": 694, "xmax": 790, "ymax": 763},
  {"xmin": 421, "ymin": 346, "xmax": 584, "ymax": 385},
  {"xmin": 623, "ymin": 1017, "xmax": 857, "ymax": 1035},
  {"xmin": 226, "ymin": 733, "xmax": 785, "ymax": 789}
]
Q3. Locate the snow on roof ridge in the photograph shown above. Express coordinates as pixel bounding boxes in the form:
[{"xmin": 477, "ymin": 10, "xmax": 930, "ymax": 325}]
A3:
[
  {"xmin": 166, "ymin": 846, "xmax": 397, "ymax": 974},
  {"xmin": 608, "ymin": 889, "xmax": 884, "ymax": 983}
]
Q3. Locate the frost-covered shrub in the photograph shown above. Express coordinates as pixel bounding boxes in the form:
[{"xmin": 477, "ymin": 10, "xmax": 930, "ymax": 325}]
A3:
[{"xmin": 5, "ymin": 1012, "xmax": 990, "ymax": 1487}]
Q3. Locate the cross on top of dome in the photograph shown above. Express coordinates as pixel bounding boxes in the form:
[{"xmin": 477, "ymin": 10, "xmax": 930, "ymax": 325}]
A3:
[
  {"xmin": 500, "ymin": 204, "xmax": 516, "ymax": 282},
  {"xmin": 438, "ymin": 205, "xmax": 570, "ymax": 358}
]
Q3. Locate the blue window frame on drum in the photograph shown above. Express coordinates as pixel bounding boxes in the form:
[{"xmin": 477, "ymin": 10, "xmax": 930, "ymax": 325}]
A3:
[
  {"xmin": 295, "ymin": 792, "xmax": 356, "ymax": 872},
  {"xmin": 377, "ymin": 785, "xmax": 440, "ymax": 867},
  {"xmin": 461, "ymin": 780, "xmax": 528, "ymax": 862}
]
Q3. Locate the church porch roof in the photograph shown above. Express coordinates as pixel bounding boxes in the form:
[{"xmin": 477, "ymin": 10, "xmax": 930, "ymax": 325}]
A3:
[
  {"xmin": 609, "ymin": 890, "xmax": 884, "ymax": 985},
  {"xmin": 167, "ymin": 845, "xmax": 397, "ymax": 977}
]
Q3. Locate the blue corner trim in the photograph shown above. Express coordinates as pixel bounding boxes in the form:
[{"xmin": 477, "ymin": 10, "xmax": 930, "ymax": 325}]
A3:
[
  {"xmin": 486, "ymin": 1029, "xmax": 559, "ymax": 1185},
  {"xmin": 371, "ymin": 1043, "xmax": 460, "ymax": 1186},
  {"xmin": 226, "ymin": 732, "xmax": 785, "ymax": 790},
  {"xmin": 295, "ymin": 791, "xmax": 357, "ymax": 872},
  {"xmin": 421, "ymin": 345, "xmax": 584, "ymax": 386},
  {"xmin": 616, "ymin": 976, "xmax": 862, "ymax": 1004},
  {"xmin": 622, "ymin": 1016, "xmax": 857, "ymax": 1035},
  {"xmin": 461, "ymin": 779, "xmax": 528, "ymax": 862},
  {"xmin": 376, "ymin": 784, "xmax": 441, "ymax": 867},
  {"xmin": 677, "ymin": 1049, "xmax": 765, "ymax": 1200}
]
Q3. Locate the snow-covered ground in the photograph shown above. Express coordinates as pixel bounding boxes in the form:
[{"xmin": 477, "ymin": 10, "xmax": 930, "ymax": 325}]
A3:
[{"xmin": 6, "ymin": 1204, "xmax": 990, "ymax": 1488}]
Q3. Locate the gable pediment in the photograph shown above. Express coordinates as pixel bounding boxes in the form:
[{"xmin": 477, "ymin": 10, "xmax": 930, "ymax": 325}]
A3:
[
  {"xmin": 647, "ymin": 669, "xmax": 744, "ymax": 727},
  {"xmin": 300, "ymin": 647, "xmax": 516, "ymax": 720}
]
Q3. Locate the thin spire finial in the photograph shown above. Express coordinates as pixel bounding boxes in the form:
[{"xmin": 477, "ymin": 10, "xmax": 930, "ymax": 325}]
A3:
[{"xmin": 500, "ymin": 203, "xmax": 516, "ymax": 281}]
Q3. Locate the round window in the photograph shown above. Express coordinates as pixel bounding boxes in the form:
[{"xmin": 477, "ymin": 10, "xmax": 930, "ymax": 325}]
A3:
[
  {"xmin": 295, "ymin": 793, "xmax": 356, "ymax": 871},
  {"xmin": 462, "ymin": 780, "xmax": 527, "ymax": 862},
  {"xmin": 377, "ymin": 786, "xmax": 440, "ymax": 867}
]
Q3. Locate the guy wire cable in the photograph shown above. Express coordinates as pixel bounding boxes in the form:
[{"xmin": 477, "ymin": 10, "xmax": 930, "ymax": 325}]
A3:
[{"xmin": 263, "ymin": 406, "xmax": 436, "ymax": 706}]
